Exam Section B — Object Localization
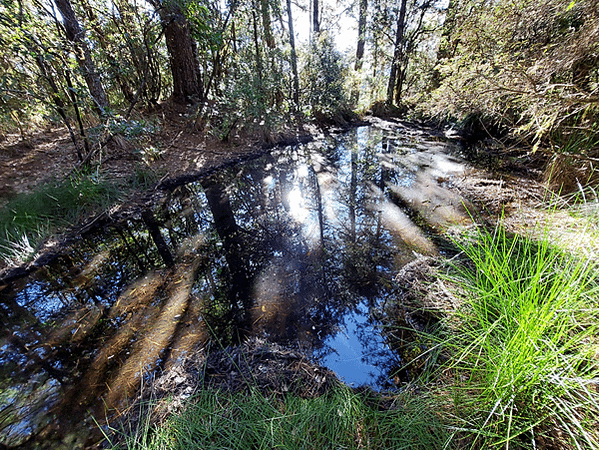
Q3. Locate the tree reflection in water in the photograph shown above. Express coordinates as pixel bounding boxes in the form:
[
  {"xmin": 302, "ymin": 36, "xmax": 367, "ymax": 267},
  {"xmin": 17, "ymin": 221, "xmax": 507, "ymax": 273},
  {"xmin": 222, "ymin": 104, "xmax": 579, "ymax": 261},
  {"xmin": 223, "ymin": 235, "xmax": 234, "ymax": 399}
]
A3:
[{"xmin": 0, "ymin": 123, "xmax": 470, "ymax": 448}]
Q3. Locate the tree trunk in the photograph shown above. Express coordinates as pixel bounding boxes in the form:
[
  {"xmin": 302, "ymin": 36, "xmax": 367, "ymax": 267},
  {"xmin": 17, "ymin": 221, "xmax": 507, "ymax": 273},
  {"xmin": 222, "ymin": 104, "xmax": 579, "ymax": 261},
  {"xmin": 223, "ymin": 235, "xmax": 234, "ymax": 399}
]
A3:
[
  {"xmin": 386, "ymin": 0, "xmax": 407, "ymax": 106},
  {"xmin": 312, "ymin": 0, "xmax": 320, "ymax": 36},
  {"xmin": 261, "ymin": 0, "xmax": 276, "ymax": 48},
  {"xmin": 352, "ymin": 0, "xmax": 367, "ymax": 104},
  {"xmin": 155, "ymin": 0, "xmax": 202, "ymax": 104},
  {"xmin": 355, "ymin": 0, "xmax": 367, "ymax": 71},
  {"xmin": 286, "ymin": 0, "xmax": 300, "ymax": 105},
  {"xmin": 35, "ymin": 55, "xmax": 83, "ymax": 161},
  {"xmin": 252, "ymin": 7, "xmax": 264, "ymax": 94},
  {"xmin": 54, "ymin": 0, "xmax": 109, "ymax": 116}
]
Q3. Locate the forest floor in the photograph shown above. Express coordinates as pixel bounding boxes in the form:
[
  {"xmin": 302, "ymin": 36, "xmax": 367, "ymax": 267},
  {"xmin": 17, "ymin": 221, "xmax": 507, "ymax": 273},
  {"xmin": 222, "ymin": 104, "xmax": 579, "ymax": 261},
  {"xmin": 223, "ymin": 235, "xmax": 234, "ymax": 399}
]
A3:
[
  {"xmin": 2, "ymin": 107, "xmax": 599, "ymax": 449},
  {"xmin": 0, "ymin": 105, "xmax": 312, "ymax": 202},
  {"xmin": 1, "ymin": 106, "xmax": 596, "ymax": 273}
]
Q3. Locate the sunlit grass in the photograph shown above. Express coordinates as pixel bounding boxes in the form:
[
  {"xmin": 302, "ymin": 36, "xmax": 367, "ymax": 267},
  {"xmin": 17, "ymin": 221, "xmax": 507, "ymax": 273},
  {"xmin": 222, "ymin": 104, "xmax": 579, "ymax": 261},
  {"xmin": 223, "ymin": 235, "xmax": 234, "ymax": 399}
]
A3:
[
  {"xmin": 105, "ymin": 385, "xmax": 451, "ymax": 450},
  {"xmin": 0, "ymin": 172, "xmax": 122, "ymax": 263},
  {"xmin": 442, "ymin": 219, "xmax": 599, "ymax": 449}
]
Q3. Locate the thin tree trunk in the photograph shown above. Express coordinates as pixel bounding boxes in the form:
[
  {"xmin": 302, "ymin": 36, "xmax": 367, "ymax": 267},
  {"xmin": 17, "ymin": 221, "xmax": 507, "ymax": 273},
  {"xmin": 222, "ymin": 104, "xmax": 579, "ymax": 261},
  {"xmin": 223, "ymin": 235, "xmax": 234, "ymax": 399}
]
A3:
[
  {"xmin": 54, "ymin": 0, "xmax": 109, "ymax": 116},
  {"xmin": 252, "ymin": 8, "xmax": 264, "ymax": 94},
  {"xmin": 35, "ymin": 55, "xmax": 83, "ymax": 161},
  {"xmin": 352, "ymin": 0, "xmax": 367, "ymax": 104},
  {"xmin": 312, "ymin": 0, "xmax": 320, "ymax": 36},
  {"xmin": 286, "ymin": 0, "xmax": 300, "ymax": 105},
  {"xmin": 386, "ymin": 0, "xmax": 407, "ymax": 106},
  {"xmin": 64, "ymin": 69, "xmax": 91, "ymax": 160},
  {"xmin": 78, "ymin": 0, "xmax": 135, "ymax": 103}
]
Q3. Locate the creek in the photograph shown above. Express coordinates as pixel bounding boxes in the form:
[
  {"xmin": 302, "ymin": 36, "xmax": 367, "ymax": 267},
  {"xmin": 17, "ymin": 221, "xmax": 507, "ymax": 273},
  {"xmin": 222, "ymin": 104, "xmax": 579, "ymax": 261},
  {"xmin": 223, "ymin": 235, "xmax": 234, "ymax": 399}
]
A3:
[{"xmin": 0, "ymin": 119, "xmax": 472, "ymax": 448}]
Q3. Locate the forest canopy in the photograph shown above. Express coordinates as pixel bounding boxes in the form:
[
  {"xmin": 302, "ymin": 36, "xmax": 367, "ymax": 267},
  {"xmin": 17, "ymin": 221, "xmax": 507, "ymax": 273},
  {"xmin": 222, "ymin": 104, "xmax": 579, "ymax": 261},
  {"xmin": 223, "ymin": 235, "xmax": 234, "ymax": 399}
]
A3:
[{"xmin": 0, "ymin": 0, "xmax": 597, "ymax": 184}]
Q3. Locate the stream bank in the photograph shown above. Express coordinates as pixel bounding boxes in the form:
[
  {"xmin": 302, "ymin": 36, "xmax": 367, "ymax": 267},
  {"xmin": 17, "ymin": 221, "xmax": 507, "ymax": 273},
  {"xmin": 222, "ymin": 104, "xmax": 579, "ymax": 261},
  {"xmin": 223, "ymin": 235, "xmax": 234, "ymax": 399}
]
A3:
[{"xmin": 2, "ymin": 117, "xmax": 590, "ymax": 449}]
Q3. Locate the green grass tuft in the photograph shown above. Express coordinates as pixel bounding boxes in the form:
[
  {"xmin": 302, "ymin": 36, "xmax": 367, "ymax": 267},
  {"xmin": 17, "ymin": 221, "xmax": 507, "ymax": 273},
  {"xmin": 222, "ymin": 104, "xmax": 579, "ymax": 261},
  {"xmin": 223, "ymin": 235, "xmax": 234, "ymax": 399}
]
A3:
[
  {"xmin": 0, "ymin": 173, "xmax": 122, "ymax": 263},
  {"xmin": 443, "ymin": 220, "xmax": 599, "ymax": 449},
  {"xmin": 106, "ymin": 386, "xmax": 451, "ymax": 450}
]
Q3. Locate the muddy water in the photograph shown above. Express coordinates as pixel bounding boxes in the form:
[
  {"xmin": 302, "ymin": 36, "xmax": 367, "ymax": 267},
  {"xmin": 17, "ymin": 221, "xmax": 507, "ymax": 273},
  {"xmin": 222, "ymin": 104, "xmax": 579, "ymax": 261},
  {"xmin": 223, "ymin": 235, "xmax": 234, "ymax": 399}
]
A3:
[{"xmin": 0, "ymin": 121, "xmax": 471, "ymax": 448}]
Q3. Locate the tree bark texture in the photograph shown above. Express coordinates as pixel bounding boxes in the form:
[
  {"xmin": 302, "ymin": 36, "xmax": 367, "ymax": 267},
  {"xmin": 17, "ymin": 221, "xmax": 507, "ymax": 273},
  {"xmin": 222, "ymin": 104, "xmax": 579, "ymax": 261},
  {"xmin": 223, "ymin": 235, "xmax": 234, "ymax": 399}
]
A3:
[
  {"xmin": 54, "ymin": 0, "xmax": 109, "ymax": 115},
  {"xmin": 386, "ymin": 0, "xmax": 407, "ymax": 106},
  {"xmin": 157, "ymin": 0, "xmax": 203, "ymax": 104}
]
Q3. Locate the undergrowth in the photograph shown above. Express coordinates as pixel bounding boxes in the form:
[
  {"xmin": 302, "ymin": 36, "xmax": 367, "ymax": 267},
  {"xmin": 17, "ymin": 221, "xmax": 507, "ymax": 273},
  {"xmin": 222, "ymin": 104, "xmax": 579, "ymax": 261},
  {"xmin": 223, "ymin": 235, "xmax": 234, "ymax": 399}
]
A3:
[
  {"xmin": 0, "ymin": 172, "xmax": 121, "ymax": 264},
  {"xmin": 105, "ymin": 385, "xmax": 450, "ymax": 450},
  {"xmin": 442, "ymin": 220, "xmax": 599, "ymax": 449}
]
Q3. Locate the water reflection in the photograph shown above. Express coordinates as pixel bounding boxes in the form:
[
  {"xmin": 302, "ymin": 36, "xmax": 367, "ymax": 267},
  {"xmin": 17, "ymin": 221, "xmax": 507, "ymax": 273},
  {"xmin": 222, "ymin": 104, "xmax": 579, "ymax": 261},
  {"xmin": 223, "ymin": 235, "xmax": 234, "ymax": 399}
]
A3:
[{"xmin": 0, "ymin": 122, "xmax": 471, "ymax": 448}]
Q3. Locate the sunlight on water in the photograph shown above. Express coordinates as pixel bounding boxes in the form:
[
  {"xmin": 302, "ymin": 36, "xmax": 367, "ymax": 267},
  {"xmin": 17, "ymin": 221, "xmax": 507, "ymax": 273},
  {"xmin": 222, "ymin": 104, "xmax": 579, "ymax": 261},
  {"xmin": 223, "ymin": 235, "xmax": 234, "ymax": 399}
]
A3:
[
  {"xmin": 0, "ymin": 120, "xmax": 473, "ymax": 447},
  {"xmin": 287, "ymin": 186, "xmax": 309, "ymax": 222}
]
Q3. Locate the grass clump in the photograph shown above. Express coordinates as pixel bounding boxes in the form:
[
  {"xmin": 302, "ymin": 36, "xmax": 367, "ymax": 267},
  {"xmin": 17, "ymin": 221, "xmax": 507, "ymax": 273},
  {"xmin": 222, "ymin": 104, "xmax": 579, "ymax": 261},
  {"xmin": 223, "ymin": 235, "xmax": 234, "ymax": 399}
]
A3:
[
  {"xmin": 107, "ymin": 386, "xmax": 450, "ymax": 450},
  {"xmin": 443, "ymin": 220, "xmax": 599, "ymax": 449},
  {"xmin": 0, "ymin": 172, "xmax": 121, "ymax": 263}
]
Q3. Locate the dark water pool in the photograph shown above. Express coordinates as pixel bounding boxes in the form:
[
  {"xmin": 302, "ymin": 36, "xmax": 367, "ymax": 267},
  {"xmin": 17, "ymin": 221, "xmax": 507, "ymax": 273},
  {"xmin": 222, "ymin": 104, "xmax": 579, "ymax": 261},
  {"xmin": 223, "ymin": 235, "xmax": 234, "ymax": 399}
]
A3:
[{"xmin": 0, "ymin": 121, "xmax": 470, "ymax": 448}]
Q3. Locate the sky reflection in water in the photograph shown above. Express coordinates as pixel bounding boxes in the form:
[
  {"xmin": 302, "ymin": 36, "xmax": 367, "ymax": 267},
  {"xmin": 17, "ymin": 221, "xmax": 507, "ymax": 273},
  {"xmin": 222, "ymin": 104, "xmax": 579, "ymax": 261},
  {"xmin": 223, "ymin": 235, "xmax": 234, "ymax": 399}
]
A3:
[{"xmin": 0, "ymin": 122, "xmax": 470, "ymax": 447}]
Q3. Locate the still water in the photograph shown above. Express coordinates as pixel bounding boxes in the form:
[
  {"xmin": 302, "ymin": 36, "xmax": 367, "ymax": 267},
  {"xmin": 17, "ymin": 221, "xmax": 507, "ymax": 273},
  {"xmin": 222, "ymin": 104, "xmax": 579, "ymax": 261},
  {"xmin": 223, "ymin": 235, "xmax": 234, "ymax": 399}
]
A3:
[{"xmin": 0, "ymin": 121, "xmax": 470, "ymax": 448}]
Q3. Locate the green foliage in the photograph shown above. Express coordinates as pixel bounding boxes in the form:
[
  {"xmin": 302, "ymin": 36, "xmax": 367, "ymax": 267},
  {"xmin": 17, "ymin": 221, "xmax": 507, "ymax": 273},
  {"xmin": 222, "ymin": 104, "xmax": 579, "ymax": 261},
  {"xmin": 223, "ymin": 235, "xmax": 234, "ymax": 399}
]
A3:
[
  {"xmin": 0, "ymin": 173, "xmax": 122, "ymax": 263},
  {"xmin": 301, "ymin": 34, "xmax": 353, "ymax": 123},
  {"xmin": 423, "ymin": 0, "xmax": 599, "ymax": 158},
  {"xmin": 106, "ymin": 385, "xmax": 450, "ymax": 450},
  {"xmin": 441, "ymin": 220, "xmax": 599, "ymax": 448}
]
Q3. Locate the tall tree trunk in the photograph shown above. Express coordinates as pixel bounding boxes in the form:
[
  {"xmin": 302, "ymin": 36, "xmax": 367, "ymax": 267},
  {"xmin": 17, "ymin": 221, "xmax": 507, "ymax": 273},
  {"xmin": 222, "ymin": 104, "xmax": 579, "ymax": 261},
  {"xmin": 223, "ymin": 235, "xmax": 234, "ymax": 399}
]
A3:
[
  {"xmin": 261, "ymin": 0, "xmax": 276, "ymax": 48},
  {"xmin": 286, "ymin": 0, "xmax": 300, "ymax": 105},
  {"xmin": 54, "ymin": 0, "xmax": 109, "ymax": 116},
  {"xmin": 386, "ymin": 0, "xmax": 407, "ymax": 106},
  {"xmin": 154, "ymin": 0, "xmax": 202, "ymax": 104},
  {"xmin": 351, "ymin": 0, "xmax": 367, "ymax": 104},
  {"xmin": 251, "ymin": 7, "xmax": 264, "ymax": 94},
  {"xmin": 312, "ymin": 0, "xmax": 320, "ymax": 36},
  {"xmin": 355, "ymin": 0, "xmax": 367, "ymax": 71}
]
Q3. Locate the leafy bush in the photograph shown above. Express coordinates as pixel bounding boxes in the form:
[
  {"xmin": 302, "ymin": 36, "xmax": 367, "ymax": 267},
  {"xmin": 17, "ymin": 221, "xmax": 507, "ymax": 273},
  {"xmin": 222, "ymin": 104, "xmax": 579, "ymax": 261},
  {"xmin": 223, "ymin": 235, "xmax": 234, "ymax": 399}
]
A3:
[
  {"xmin": 301, "ymin": 34, "xmax": 354, "ymax": 125},
  {"xmin": 422, "ymin": 0, "xmax": 599, "ymax": 159}
]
